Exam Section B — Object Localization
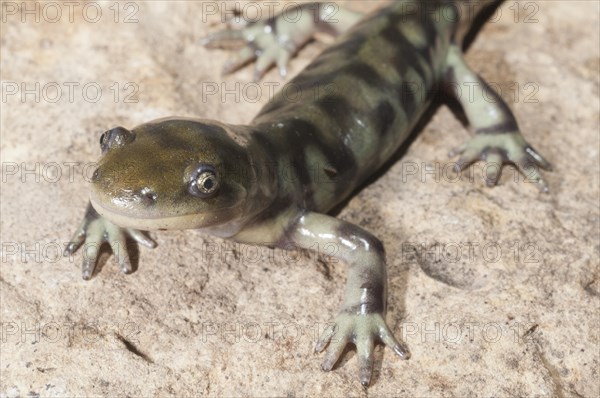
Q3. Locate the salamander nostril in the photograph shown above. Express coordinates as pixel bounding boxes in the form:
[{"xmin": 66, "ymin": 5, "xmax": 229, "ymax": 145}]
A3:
[
  {"xmin": 91, "ymin": 168, "xmax": 100, "ymax": 182},
  {"xmin": 139, "ymin": 188, "xmax": 157, "ymax": 204}
]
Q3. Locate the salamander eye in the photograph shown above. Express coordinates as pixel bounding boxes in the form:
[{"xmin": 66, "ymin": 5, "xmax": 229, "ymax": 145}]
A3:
[
  {"xmin": 100, "ymin": 126, "xmax": 135, "ymax": 153},
  {"xmin": 189, "ymin": 165, "xmax": 220, "ymax": 198}
]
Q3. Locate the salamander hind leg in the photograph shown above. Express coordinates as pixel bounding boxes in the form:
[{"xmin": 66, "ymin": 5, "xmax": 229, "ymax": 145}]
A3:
[
  {"xmin": 283, "ymin": 211, "xmax": 409, "ymax": 386},
  {"xmin": 315, "ymin": 312, "xmax": 410, "ymax": 386},
  {"xmin": 201, "ymin": 2, "xmax": 364, "ymax": 80},
  {"xmin": 444, "ymin": 45, "xmax": 552, "ymax": 192}
]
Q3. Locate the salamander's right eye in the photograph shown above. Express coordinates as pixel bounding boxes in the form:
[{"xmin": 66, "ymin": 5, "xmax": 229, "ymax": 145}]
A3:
[
  {"xmin": 100, "ymin": 126, "xmax": 135, "ymax": 153},
  {"xmin": 188, "ymin": 165, "xmax": 220, "ymax": 198}
]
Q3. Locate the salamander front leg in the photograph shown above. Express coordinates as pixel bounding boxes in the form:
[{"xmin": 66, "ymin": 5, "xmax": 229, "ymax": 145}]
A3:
[
  {"xmin": 202, "ymin": 2, "xmax": 363, "ymax": 80},
  {"xmin": 64, "ymin": 203, "xmax": 157, "ymax": 279},
  {"xmin": 285, "ymin": 211, "xmax": 409, "ymax": 386},
  {"xmin": 444, "ymin": 45, "xmax": 552, "ymax": 191}
]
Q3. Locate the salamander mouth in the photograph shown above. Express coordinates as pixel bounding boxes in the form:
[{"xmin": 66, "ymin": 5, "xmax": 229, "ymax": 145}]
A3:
[{"xmin": 89, "ymin": 191, "xmax": 245, "ymax": 231}]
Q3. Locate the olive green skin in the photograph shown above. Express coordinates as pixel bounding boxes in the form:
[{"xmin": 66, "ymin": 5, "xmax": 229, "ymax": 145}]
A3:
[{"xmin": 90, "ymin": 118, "xmax": 261, "ymax": 232}]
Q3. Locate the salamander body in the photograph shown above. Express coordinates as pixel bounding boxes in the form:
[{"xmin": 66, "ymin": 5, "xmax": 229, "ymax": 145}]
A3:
[{"xmin": 65, "ymin": 0, "xmax": 551, "ymax": 386}]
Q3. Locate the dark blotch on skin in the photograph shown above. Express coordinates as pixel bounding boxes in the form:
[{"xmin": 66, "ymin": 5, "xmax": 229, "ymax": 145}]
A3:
[
  {"xmin": 421, "ymin": 14, "xmax": 439, "ymax": 48},
  {"xmin": 336, "ymin": 223, "xmax": 387, "ymax": 315},
  {"xmin": 387, "ymin": 11, "xmax": 437, "ymax": 63},
  {"xmin": 387, "ymin": 36, "xmax": 433, "ymax": 92},
  {"xmin": 380, "ymin": 20, "xmax": 404, "ymax": 45},
  {"xmin": 295, "ymin": 118, "xmax": 357, "ymax": 197},
  {"xmin": 256, "ymin": 59, "xmax": 355, "ymax": 118},
  {"xmin": 336, "ymin": 222, "xmax": 386, "ymax": 256},
  {"xmin": 343, "ymin": 299, "xmax": 384, "ymax": 315},
  {"xmin": 444, "ymin": 65, "xmax": 457, "ymax": 84},
  {"xmin": 374, "ymin": 100, "xmax": 396, "ymax": 137},
  {"xmin": 397, "ymin": 81, "xmax": 418, "ymax": 116},
  {"xmin": 316, "ymin": 94, "xmax": 361, "ymax": 138},
  {"xmin": 476, "ymin": 120, "xmax": 519, "ymax": 135},
  {"xmin": 253, "ymin": 117, "xmax": 359, "ymax": 208},
  {"xmin": 316, "ymin": 95, "xmax": 352, "ymax": 118},
  {"xmin": 344, "ymin": 274, "xmax": 386, "ymax": 315},
  {"xmin": 251, "ymin": 125, "xmax": 315, "ymax": 207},
  {"xmin": 382, "ymin": 12, "xmax": 435, "ymax": 83},
  {"xmin": 303, "ymin": 54, "xmax": 332, "ymax": 72},
  {"xmin": 389, "ymin": 49, "xmax": 409, "ymax": 76},
  {"xmin": 343, "ymin": 62, "xmax": 390, "ymax": 90},
  {"xmin": 268, "ymin": 204, "xmax": 305, "ymax": 248},
  {"xmin": 321, "ymin": 34, "xmax": 367, "ymax": 57}
]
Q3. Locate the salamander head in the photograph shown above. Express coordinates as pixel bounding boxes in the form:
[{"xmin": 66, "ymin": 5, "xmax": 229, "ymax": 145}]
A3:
[{"xmin": 90, "ymin": 118, "xmax": 255, "ymax": 231}]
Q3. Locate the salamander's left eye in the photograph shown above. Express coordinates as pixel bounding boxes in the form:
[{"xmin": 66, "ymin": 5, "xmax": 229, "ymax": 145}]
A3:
[
  {"xmin": 100, "ymin": 126, "xmax": 135, "ymax": 153},
  {"xmin": 189, "ymin": 165, "xmax": 220, "ymax": 198}
]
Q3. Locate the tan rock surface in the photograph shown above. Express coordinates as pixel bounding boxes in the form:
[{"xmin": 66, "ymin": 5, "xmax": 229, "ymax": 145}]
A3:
[{"xmin": 1, "ymin": 1, "xmax": 598, "ymax": 396}]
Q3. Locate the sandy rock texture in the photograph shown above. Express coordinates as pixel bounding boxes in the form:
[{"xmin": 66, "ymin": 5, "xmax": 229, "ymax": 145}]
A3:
[{"xmin": 1, "ymin": 1, "xmax": 598, "ymax": 396}]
